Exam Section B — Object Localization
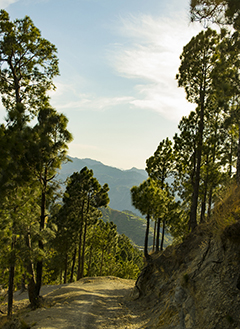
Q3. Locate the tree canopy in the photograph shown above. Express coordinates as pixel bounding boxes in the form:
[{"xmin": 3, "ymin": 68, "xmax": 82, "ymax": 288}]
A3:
[
  {"xmin": 0, "ymin": 9, "xmax": 59, "ymax": 118},
  {"xmin": 190, "ymin": 0, "xmax": 240, "ymax": 30}
]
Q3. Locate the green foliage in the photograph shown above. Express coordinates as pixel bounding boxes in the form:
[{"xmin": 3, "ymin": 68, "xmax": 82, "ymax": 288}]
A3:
[
  {"xmin": 173, "ymin": 111, "xmax": 198, "ymax": 201},
  {"xmin": 174, "ymin": 27, "xmax": 240, "ymax": 231},
  {"xmin": 0, "ymin": 9, "xmax": 59, "ymax": 116},
  {"xmin": 49, "ymin": 215, "xmax": 143, "ymax": 281},
  {"xmin": 85, "ymin": 223, "xmax": 143, "ymax": 279},
  {"xmin": 48, "ymin": 172, "xmax": 144, "ymax": 281},
  {"xmin": 51, "ymin": 167, "xmax": 111, "ymax": 282},
  {"xmin": 0, "ymin": 10, "xmax": 72, "ymax": 312},
  {"xmin": 131, "ymin": 178, "xmax": 168, "ymax": 219},
  {"xmin": 176, "ymin": 28, "xmax": 220, "ymax": 105},
  {"xmin": 146, "ymin": 137, "xmax": 174, "ymax": 188},
  {"xmin": 131, "ymin": 178, "xmax": 170, "ymax": 257}
]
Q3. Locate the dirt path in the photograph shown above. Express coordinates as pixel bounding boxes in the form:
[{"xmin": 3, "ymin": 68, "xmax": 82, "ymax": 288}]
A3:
[{"xmin": 12, "ymin": 277, "xmax": 147, "ymax": 329}]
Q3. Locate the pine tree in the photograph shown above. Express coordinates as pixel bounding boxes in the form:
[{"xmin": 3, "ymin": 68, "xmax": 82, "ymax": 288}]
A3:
[{"xmin": 177, "ymin": 28, "xmax": 221, "ymax": 230}]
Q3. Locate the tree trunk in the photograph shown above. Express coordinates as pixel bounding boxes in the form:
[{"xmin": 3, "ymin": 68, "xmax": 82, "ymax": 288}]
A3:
[
  {"xmin": 160, "ymin": 219, "xmax": 166, "ymax": 251},
  {"xmin": 207, "ymin": 125, "xmax": 217, "ymax": 220},
  {"xmin": 77, "ymin": 201, "xmax": 85, "ymax": 280},
  {"xmin": 80, "ymin": 221, "xmax": 87, "ymax": 278},
  {"xmin": 20, "ymin": 273, "xmax": 27, "ymax": 293},
  {"xmin": 27, "ymin": 271, "xmax": 39, "ymax": 309},
  {"xmin": 100, "ymin": 250, "xmax": 104, "ymax": 276},
  {"xmin": 35, "ymin": 260, "xmax": 42, "ymax": 297},
  {"xmin": 152, "ymin": 220, "xmax": 157, "ymax": 252},
  {"xmin": 26, "ymin": 257, "xmax": 39, "ymax": 308},
  {"xmin": 80, "ymin": 197, "xmax": 90, "ymax": 279},
  {"xmin": 229, "ymin": 132, "xmax": 233, "ymax": 178},
  {"xmin": 77, "ymin": 240, "xmax": 82, "ymax": 280},
  {"xmin": 200, "ymin": 157, "xmax": 209, "ymax": 223},
  {"xmin": 236, "ymin": 123, "xmax": 240, "ymax": 186},
  {"xmin": 25, "ymin": 230, "xmax": 39, "ymax": 308},
  {"xmin": 144, "ymin": 213, "xmax": 150, "ymax": 259},
  {"xmin": 156, "ymin": 218, "xmax": 161, "ymax": 252},
  {"xmin": 36, "ymin": 169, "xmax": 47, "ymax": 296},
  {"xmin": 7, "ymin": 265, "xmax": 14, "ymax": 318},
  {"xmin": 8, "ymin": 222, "xmax": 16, "ymax": 317},
  {"xmin": 64, "ymin": 253, "xmax": 68, "ymax": 284},
  {"xmin": 207, "ymin": 186, "xmax": 213, "ymax": 220},
  {"xmin": 77, "ymin": 225, "xmax": 83, "ymax": 280},
  {"xmin": 9, "ymin": 59, "xmax": 21, "ymax": 105},
  {"xmin": 70, "ymin": 248, "xmax": 77, "ymax": 283},
  {"xmin": 87, "ymin": 245, "xmax": 93, "ymax": 277},
  {"xmin": 189, "ymin": 89, "xmax": 205, "ymax": 230}
]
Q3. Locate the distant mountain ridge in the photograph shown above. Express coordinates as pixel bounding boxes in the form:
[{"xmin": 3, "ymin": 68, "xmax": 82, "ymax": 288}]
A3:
[{"xmin": 59, "ymin": 156, "xmax": 148, "ymax": 215}]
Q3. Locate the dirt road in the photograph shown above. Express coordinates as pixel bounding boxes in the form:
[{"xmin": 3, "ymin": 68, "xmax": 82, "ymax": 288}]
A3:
[{"xmin": 13, "ymin": 277, "xmax": 147, "ymax": 329}]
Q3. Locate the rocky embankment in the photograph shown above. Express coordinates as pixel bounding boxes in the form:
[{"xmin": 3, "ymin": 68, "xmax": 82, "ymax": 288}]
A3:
[{"xmin": 132, "ymin": 221, "xmax": 240, "ymax": 328}]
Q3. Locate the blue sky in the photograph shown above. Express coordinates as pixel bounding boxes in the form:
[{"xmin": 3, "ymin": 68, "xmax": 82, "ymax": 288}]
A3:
[{"xmin": 0, "ymin": 0, "xmax": 203, "ymax": 169}]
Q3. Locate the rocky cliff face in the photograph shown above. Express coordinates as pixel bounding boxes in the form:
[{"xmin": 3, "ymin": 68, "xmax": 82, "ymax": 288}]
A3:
[{"xmin": 131, "ymin": 222, "xmax": 240, "ymax": 329}]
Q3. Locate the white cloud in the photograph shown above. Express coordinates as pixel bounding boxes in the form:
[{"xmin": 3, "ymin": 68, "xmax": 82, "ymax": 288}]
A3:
[
  {"xmin": 47, "ymin": 11, "xmax": 204, "ymax": 123},
  {"xmin": 109, "ymin": 13, "xmax": 203, "ymax": 121},
  {"xmin": 50, "ymin": 81, "xmax": 135, "ymax": 112},
  {"xmin": 51, "ymin": 13, "xmax": 202, "ymax": 121},
  {"xmin": 54, "ymin": 94, "xmax": 135, "ymax": 112},
  {"xmin": 0, "ymin": 0, "xmax": 19, "ymax": 8}
]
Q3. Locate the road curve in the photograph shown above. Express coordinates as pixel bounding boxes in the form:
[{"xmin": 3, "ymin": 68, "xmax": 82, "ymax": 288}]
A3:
[{"xmin": 21, "ymin": 277, "xmax": 146, "ymax": 329}]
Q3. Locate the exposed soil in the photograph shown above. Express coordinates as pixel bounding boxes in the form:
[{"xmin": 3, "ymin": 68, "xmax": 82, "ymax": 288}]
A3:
[{"xmin": 0, "ymin": 277, "xmax": 149, "ymax": 329}]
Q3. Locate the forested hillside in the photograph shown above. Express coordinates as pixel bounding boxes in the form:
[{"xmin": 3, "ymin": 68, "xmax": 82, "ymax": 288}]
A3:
[{"xmin": 101, "ymin": 207, "xmax": 172, "ymax": 249}]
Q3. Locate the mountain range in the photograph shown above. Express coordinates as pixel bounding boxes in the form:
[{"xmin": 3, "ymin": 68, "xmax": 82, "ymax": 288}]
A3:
[{"xmin": 59, "ymin": 156, "xmax": 148, "ymax": 215}]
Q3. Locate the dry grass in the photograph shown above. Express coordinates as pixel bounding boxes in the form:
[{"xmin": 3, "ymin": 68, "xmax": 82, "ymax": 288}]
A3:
[{"xmin": 211, "ymin": 183, "xmax": 240, "ymax": 232}]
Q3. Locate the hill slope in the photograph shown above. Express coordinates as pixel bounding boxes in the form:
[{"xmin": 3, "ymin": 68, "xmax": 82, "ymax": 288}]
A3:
[{"xmin": 101, "ymin": 208, "xmax": 172, "ymax": 249}]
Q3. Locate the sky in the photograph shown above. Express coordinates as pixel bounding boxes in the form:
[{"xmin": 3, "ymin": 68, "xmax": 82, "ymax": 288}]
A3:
[{"xmin": 0, "ymin": 0, "xmax": 203, "ymax": 169}]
